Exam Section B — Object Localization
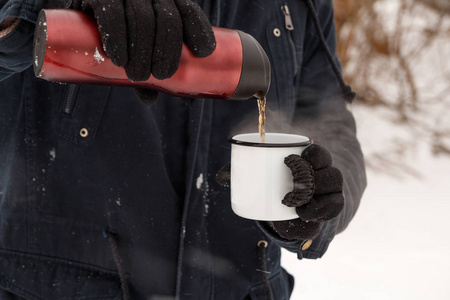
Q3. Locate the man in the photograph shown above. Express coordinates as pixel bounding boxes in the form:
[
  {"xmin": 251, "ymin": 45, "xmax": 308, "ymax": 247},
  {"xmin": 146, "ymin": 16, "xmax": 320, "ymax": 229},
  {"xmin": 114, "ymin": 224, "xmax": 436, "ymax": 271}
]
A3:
[{"xmin": 0, "ymin": 0, "xmax": 366, "ymax": 299}]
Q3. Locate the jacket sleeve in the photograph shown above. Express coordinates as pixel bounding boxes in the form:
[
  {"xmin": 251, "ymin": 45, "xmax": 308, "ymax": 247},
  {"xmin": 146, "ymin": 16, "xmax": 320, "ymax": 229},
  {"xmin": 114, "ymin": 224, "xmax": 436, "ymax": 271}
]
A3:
[
  {"xmin": 258, "ymin": 0, "xmax": 367, "ymax": 260},
  {"xmin": 0, "ymin": 0, "xmax": 71, "ymax": 81}
]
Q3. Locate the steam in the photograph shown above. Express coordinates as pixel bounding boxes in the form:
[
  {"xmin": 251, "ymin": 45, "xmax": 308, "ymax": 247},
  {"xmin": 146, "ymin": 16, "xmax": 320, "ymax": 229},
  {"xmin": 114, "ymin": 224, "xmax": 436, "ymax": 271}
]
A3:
[{"xmin": 230, "ymin": 102, "xmax": 298, "ymax": 138}]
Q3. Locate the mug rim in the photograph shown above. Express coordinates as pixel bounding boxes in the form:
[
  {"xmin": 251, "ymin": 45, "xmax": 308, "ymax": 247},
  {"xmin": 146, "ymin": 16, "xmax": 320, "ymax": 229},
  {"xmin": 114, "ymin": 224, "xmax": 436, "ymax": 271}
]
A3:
[{"xmin": 229, "ymin": 133, "xmax": 311, "ymax": 148}]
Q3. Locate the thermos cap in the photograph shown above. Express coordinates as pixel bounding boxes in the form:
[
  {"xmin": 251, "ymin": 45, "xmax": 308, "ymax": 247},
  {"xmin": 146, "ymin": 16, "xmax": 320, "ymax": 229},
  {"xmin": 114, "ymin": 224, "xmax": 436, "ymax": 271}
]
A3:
[{"xmin": 231, "ymin": 31, "xmax": 271, "ymax": 100}]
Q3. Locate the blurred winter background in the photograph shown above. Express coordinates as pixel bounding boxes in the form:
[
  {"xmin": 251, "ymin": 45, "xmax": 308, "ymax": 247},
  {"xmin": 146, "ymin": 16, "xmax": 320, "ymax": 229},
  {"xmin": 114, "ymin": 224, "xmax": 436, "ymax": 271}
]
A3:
[{"xmin": 282, "ymin": 0, "xmax": 450, "ymax": 299}]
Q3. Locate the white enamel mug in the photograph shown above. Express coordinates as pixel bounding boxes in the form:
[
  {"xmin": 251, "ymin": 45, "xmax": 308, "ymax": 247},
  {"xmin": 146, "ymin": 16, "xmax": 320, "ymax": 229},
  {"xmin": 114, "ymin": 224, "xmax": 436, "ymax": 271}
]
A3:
[{"xmin": 229, "ymin": 133, "xmax": 311, "ymax": 221}]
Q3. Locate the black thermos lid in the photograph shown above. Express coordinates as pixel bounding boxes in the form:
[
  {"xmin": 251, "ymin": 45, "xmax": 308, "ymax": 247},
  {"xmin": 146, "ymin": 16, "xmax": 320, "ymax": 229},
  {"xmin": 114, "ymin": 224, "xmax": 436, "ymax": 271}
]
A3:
[{"xmin": 231, "ymin": 31, "xmax": 271, "ymax": 100}]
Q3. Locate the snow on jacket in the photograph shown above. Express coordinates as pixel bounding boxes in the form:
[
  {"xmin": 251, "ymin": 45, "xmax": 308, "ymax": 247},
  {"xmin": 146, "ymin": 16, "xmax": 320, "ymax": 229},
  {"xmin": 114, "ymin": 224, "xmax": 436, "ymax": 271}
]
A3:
[{"xmin": 0, "ymin": 0, "xmax": 366, "ymax": 299}]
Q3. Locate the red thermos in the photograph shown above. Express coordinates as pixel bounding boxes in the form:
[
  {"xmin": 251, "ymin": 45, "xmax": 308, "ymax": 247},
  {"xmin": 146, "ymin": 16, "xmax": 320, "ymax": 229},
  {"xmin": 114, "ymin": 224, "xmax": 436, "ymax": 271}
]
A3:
[{"xmin": 33, "ymin": 9, "xmax": 271, "ymax": 100}]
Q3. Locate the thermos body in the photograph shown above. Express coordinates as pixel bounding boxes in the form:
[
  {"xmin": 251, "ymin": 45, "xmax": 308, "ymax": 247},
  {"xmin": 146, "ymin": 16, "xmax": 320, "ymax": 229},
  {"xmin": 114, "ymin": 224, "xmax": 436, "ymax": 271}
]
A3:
[{"xmin": 34, "ymin": 10, "xmax": 271, "ymax": 100}]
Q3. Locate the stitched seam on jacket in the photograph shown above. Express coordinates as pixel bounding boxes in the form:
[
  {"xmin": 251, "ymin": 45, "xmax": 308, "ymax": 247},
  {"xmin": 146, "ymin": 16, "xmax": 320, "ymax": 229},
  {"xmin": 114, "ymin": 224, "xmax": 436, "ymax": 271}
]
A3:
[{"xmin": 0, "ymin": 248, "xmax": 119, "ymax": 276}]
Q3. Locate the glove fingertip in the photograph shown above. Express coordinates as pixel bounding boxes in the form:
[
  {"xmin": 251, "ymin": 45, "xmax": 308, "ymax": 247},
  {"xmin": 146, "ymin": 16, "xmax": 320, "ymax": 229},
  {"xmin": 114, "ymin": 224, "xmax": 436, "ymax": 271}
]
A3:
[
  {"xmin": 301, "ymin": 144, "xmax": 332, "ymax": 170},
  {"xmin": 134, "ymin": 88, "xmax": 158, "ymax": 105},
  {"xmin": 282, "ymin": 192, "xmax": 310, "ymax": 208},
  {"xmin": 296, "ymin": 193, "xmax": 344, "ymax": 222},
  {"xmin": 126, "ymin": 64, "xmax": 152, "ymax": 82},
  {"xmin": 174, "ymin": 0, "xmax": 216, "ymax": 58},
  {"xmin": 188, "ymin": 31, "xmax": 216, "ymax": 57},
  {"xmin": 152, "ymin": 54, "xmax": 181, "ymax": 80},
  {"xmin": 109, "ymin": 54, "xmax": 127, "ymax": 68},
  {"xmin": 284, "ymin": 154, "xmax": 302, "ymax": 167},
  {"xmin": 191, "ymin": 43, "xmax": 216, "ymax": 58}
]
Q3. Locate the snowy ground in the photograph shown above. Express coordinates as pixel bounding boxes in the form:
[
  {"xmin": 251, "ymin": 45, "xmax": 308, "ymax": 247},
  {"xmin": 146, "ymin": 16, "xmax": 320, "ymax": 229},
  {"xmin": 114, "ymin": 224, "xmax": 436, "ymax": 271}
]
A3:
[
  {"xmin": 281, "ymin": 4, "xmax": 450, "ymax": 296},
  {"xmin": 282, "ymin": 105, "xmax": 450, "ymax": 299}
]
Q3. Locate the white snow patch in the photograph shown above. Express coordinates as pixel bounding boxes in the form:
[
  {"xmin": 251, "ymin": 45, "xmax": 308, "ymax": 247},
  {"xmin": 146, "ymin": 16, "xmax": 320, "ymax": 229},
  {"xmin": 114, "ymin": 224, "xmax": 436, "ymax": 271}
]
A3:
[
  {"xmin": 49, "ymin": 148, "xmax": 56, "ymax": 161},
  {"xmin": 94, "ymin": 47, "xmax": 105, "ymax": 63},
  {"xmin": 196, "ymin": 173, "xmax": 203, "ymax": 189}
]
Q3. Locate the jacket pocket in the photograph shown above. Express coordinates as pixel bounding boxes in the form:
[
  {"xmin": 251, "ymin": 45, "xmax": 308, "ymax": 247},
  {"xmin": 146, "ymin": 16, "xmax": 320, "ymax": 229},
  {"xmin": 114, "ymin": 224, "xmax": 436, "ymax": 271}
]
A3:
[
  {"xmin": 248, "ymin": 268, "xmax": 294, "ymax": 300},
  {"xmin": 0, "ymin": 249, "xmax": 122, "ymax": 300},
  {"xmin": 57, "ymin": 84, "xmax": 111, "ymax": 144}
]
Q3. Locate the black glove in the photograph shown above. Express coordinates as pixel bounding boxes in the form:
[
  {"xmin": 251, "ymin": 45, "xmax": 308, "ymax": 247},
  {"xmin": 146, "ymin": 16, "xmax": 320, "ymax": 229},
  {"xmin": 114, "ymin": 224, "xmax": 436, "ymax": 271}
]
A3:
[
  {"xmin": 72, "ymin": 0, "xmax": 216, "ymax": 103},
  {"xmin": 268, "ymin": 144, "xmax": 344, "ymax": 240}
]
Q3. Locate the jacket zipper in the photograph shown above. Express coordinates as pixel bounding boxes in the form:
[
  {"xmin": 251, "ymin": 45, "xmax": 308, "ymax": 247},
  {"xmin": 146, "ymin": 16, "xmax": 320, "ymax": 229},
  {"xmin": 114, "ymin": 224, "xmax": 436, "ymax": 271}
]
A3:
[
  {"xmin": 63, "ymin": 84, "xmax": 78, "ymax": 115},
  {"xmin": 281, "ymin": 4, "xmax": 294, "ymax": 30},
  {"xmin": 282, "ymin": 4, "xmax": 298, "ymax": 77}
]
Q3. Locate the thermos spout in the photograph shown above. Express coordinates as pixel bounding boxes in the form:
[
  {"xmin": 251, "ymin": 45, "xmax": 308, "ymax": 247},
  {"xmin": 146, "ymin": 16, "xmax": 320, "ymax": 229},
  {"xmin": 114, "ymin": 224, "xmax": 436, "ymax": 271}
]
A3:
[{"xmin": 33, "ymin": 9, "xmax": 271, "ymax": 100}]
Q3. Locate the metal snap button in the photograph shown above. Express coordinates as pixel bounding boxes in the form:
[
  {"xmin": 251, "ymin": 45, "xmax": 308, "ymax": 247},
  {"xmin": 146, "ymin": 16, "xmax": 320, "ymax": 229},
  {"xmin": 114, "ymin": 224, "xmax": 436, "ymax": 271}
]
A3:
[
  {"xmin": 80, "ymin": 128, "xmax": 89, "ymax": 137},
  {"xmin": 273, "ymin": 28, "xmax": 281, "ymax": 37},
  {"xmin": 301, "ymin": 239, "xmax": 313, "ymax": 251},
  {"xmin": 257, "ymin": 240, "xmax": 268, "ymax": 248}
]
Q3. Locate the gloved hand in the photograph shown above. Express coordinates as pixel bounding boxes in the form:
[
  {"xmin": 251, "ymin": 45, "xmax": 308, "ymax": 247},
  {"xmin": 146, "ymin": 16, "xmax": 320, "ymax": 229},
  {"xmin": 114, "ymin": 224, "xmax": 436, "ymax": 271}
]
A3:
[
  {"xmin": 268, "ymin": 144, "xmax": 344, "ymax": 240},
  {"xmin": 72, "ymin": 0, "xmax": 216, "ymax": 104},
  {"xmin": 216, "ymin": 144, "xmax": 344, "ymax": 240}
]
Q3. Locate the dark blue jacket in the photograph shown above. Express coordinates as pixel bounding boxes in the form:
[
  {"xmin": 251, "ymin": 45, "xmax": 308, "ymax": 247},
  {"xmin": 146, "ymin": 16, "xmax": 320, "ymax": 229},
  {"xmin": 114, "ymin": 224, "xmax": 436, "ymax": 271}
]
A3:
[{"xmin": 0, "ymin": 0, "xmax": 366, "ymax": 299}]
